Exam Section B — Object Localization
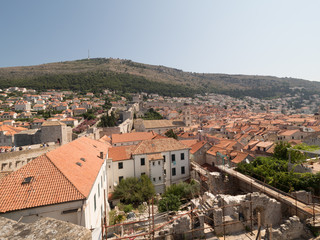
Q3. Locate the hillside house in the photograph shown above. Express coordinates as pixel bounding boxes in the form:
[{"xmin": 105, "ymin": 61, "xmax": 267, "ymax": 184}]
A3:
[{"xmin": 107, "ymin": 138, "xmax": 190, "ymax": 194}]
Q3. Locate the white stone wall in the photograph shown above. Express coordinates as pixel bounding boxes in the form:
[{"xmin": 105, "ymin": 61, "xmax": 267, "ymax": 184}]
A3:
[
  {"xmin": 109, "ymin": 159, "xmax": 135, "ymax": 192},
  {"xmin": 84, "ymin": 160, "xmax": 109, "ymax": 231},
  {"xmin": 0, "ymin": 200, "xmax": 83, "ymax": 225},
  {"xmin": 149, "ymin": 159, "xmax": 165, "ymax": 194}
]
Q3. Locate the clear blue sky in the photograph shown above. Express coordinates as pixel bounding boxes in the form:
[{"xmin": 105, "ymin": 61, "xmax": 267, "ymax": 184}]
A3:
[{"xmin": 1, "ymin": 1, "xmax": 320, "ymax": 81}]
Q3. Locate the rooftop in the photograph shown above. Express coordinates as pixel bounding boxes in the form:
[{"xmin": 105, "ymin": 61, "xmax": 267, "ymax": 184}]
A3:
[
  {"xmin": 112, "ymin": 131, "xmax": 156, "ymax": 144},
  {"xmin": 0, "ymin": 137, "xmax": 108, "ymax": 213}
]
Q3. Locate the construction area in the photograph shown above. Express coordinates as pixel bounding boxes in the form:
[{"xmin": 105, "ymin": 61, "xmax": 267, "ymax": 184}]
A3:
[{"xmin": 103, "ymin": 162, "xmax": 320, "ymax": 239}]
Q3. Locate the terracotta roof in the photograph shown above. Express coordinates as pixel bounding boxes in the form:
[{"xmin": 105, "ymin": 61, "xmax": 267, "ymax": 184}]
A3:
[
  {"xmin": 231, "ymin": 152, "xmax": 250, "ymax": 164},
  {"xmin": 0, "ymin": 155, "xmax": 84, "ymax": 213},
  {"xmin": 206, "ymin": 146, "xmax": 227, "ymax": 156},
  {"xmin": 279, "ymin": 129, "xmax": 300, "ymax": 136},
  {"xmin": 0, "ymin": 137, "xmax": 109, "ymax": 213},
  {"xmin": 42, "ymin": 121, "xmax": 66, "ymax": 126},
  {"xmin": 255, "ymin": 141, "xmax": 274, "ymax": 148},
  {"xmin": 99, "ymin": 135, "xmax": 112, "ymax": 143},
  {"xmin": 46, "ymin": 137, "xmax": 108, "ymax": 197},
  {"xmin": 108, "ymin": 145, "xmax": 136, "ymax": 161},
  {"xmin": 142, "ymin": 119, "xmax": 184, "ymax": 129},
  {"xmin": 133, "ymin": 138, "xmax": 189, "ymax": 155},
  {"xmin": 180, "ymin": 139, "xmax": 198, "ymax": 148},
  {"xmin": 112, "ymin": 131, "xmax": 156, "ymax": 144},
  {"xmin": 0, "ymin": 125, "xmax": 27, "ymax": 136},
  {"xmin": 190, "ymin": 141, "xmax": 208, "ymax": 154}
]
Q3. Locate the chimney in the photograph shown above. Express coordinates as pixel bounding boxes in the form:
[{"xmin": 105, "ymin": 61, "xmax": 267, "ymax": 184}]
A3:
[{"xmin": 100, "ymin": 152, "xmax": 104, "ymax": 159}]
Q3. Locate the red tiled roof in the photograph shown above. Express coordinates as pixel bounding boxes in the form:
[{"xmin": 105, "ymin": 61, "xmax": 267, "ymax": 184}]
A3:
[
  {"xmin": 190, "ymin": 141, "xmax": 208, "ymax": 154},
  {"xmin": 0, "ymin": 155, "xmax": 84, "ymax": 213},
  {"xmin": 0, "ymin": 125, "xmax": 27, "ymax": 136},
  {"xmin": 108, "ymin": 145, "xmax": 136, "ymax": 161},
  {"xmin": 0, "ymin": 137, "xmax": 109, "ymax": 213},
  {"xmin": 180, "ymin": 139, "xmax": 198, "ymax": 148},
  {"xmin": 46, "ymin": 137, "xmax": 108, "ymax": 197},
  {"xmin": 231, "ymin": 152, "xmax": 250, "ymax": 164},
  {"xmin": 133, "ymin": 138, "xmax": 189, "ymax": 155},
  {"xmin": 112, "ymin": 131, "xmax": 156, "ymax": 144}
]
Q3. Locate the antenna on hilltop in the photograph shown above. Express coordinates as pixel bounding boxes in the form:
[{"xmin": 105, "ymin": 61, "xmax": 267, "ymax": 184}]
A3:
[{"xmin": 88, "ymin": 49, "xmax": 90, "ymax": 60}]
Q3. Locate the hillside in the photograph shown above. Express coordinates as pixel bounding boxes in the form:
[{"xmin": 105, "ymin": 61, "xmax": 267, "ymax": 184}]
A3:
[{"xmin": 0, "ymin": 58, "xmax": 320, "ymax": 98}]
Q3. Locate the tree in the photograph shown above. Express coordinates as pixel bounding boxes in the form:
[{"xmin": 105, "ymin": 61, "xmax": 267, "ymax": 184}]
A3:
[
  {"xmin": 273, "ymin": 141, "xmax": 291, "ymax": 160},
  {"xmin": 158, "ymin": 181, "xmax": 200, "ymax": 212},
  {"xmin": 112, "ymin": 175, "xmax": 155, "ymax": 206},
  {"xmin": 158, "ymin": 194, "xmax": 181, "ymax": 212},
  {"xmin": 165, "ymin": 129, "xmax": 178, "ymax": 139},
  {"xmin": 98, "ymin": 112, "xmax": 117, "ymax": 127},
  {"xmin": 142, "ymin": 108, "xmax": 163, "ymax": 120}
]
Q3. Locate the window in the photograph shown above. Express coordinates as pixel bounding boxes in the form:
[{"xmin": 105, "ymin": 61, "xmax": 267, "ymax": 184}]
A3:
[
  {"xmin": 141, "ymin": 158, "xmax": 145, "ymax": 166},
  {"xmin": 163, "ymin": 155, "xmax": 166, "ymax": 162},
  {"xmin": 119, "ymin": 176, "xmax": 123, "ymax": 182},
  {"xmin": 164, "ymin": 169, "xmax": 166, "ymax": 175},
  {"xmin": 181, "ymin": 153, "xmax": 185, "ymax": 160},
  {"xmin": 94, "ymin": 194, "xmax": 96, "ymax": 211},
  {"xmin": 141, "ymin": 172, "xmax": 146, "ymax": 175},
  {"xmin": 153, "ymin": 162, "xmax": 155, "ymax": 166},
  {"xmin": 118, "ymin": 162, "xmax": 123, "ymax": 169},
  {"xmin": 159, "ymin": 177, "xmax": 161, "ymax": 181},
  {"xmin": 171, "ymin": 154, "xmax": 176, "ymax": 162},
  {"xmin": 158, "ymin": 161, "xmax": 160, "ymax": 165},
  {"xmin": 172, "ymin": 168, "xmax": 176, "ymax": 176},
  {"xmin": 98, "ymin": 184, "xmax": 100, "ymax": 197},
  {"xmin": 181, "ymin": 166, "xmax": 185, "ymax": 174},
  {"xmin": 153, "ymin": 177, "xmax": 156, "ymax": 182}
]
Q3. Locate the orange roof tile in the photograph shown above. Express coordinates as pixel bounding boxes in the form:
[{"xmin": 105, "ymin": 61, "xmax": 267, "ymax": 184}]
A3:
[
  {"xmin": 180, "ymin": 139, "xmax": 198, "ymax": 148},
  {"xmin": 0, "ymin": 137, "xmax": 109, "ymax": 213},
  {"xmin": 279, "ymin": 129, "xmax": 300, "ymax": 136},
  {"xmin": 112, "ymin": 131, "xmax": 156, "ymax": 144},
  {"xmin": 231, "ymin": 152, "xmax": 250, "ymax": 164},
  {"xmin": 190, "ymin": 141, "xmax": 208, "ymax": 154},
  {"xmin": 0, "ymin": 125, "xmax": 27, "ymax": 136},
  {"xmin": 0, "ymin": 155, "xmax": 84, "ymax": 213},
  {"xmin": 133, "ymin": 138, "xmax": 189, "ymax": 155},
  {"xmin": 46, "ymin": 137, "xmax": 108, "ymax": 197},
  {"xmin": 108, "ymin": 145, "xmax": 136, "ymax": 161}
]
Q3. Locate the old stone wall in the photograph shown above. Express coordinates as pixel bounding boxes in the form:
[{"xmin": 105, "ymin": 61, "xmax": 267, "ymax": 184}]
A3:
[
  {"xmin": 271, "ymin": 216, "xmax": 309, "ymax": 240},
  {"xmin": 0, "ymin": 216, "xmax": 91, "ymax": 240}
]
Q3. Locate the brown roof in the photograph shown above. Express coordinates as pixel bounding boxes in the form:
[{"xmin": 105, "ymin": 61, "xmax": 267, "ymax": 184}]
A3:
[
  {"xmin": 112, "ymin": 131, "xmax": 156, "ymax": 144},
  {"xmin": 231, "ymin": 152, "xmax": 250, "ymax": 164},
  {"xmin": 0, "ymin": 155, "xmax": 84, "ymax": 213},
  {"xmin": 279, "ymin": 129, "xmax": 299, "ymax": 136},
  {"xmin": 108, "ymin": 145, "xmax": 136, "ymax": 161},
  {"xmin": 42, "ymin": 121, "xmax": 66, "ymax": 126},
  {"xmin": 142, "ymin": 119, "xmax": 183, "ymax": 129},
  {"xmin": 180, "ymin": 139, "xmax": 198, "ymax": 148},
  {"xmin": 190, "ymin": 141, "xmax": 208, "ymax": 154},
  {"xmin": 133, "ymin": 138, "xmax": 189, "ymax": 155},
  {"xmin": 0, "ymin": 137, "xmax": 109, "ymax": 213},
  {"xmin": 0, "ymin": 125, "xmax": 27, "ymax": 136}
]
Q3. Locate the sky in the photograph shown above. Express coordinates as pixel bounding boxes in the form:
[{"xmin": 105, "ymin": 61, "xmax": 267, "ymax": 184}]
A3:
[{"xmin": 1, "ymin": 1, "xmax": 320, "ymax": 81}]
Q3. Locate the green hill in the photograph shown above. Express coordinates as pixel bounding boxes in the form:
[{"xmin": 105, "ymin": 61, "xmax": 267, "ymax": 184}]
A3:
[{"xmin": 0, "ymin": 58, "xmax": 319, "ymax": 98}]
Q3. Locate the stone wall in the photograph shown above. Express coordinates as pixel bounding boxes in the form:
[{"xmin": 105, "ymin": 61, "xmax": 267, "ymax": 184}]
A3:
[
  {"xmin": 271, "ymin": 216, "xmax": 309, "ymax": 240},
  {"xmin": 0, "ymin": 216, "xmax": 91, "ymax": 240}
]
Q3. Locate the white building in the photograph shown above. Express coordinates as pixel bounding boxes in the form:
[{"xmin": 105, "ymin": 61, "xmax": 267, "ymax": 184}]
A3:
[
  {"xmin": 0, "ymin": 137, "xmax": 110, "ymax": 238},
  {"xmin": 107, "ymin": 138, "xmax": 190, "ymax": 194},
  {"xmin": 14, "ymin": 101, "xmax": 31, "ymax": 112}
]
